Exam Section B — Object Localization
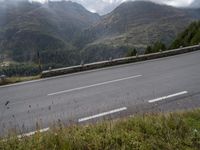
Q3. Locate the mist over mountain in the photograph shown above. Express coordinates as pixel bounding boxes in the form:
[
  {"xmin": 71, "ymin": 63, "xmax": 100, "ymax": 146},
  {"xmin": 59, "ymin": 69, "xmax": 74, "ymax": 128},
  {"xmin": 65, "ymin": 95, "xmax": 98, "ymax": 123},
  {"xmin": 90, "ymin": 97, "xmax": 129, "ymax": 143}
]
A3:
[
  {"xmin": 0, "ymin": 0, "xmax": 199, "ymax": 67},
  {"xmin": 1, "ymin": 0, "xmax": 200, "ymax": 15},
  {"xmin": 0, "ymin": 0, "xmax": 100, "ymax": 67},
  {"xmin": 190, "ymin": 0, "xmax": 200, "ymax": 8}
]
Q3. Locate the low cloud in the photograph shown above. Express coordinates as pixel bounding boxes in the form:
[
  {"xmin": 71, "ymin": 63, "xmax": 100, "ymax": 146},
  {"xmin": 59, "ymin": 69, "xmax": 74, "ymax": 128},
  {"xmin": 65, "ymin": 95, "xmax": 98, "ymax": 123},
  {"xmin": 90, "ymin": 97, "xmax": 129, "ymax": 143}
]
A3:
[
  {"xmin": 1, "ymin": 0, "xmax": 199, "ymax": 14},
  {"xmin": 70, "ymin": 0, "xmax": 199, "ymax": 14}
]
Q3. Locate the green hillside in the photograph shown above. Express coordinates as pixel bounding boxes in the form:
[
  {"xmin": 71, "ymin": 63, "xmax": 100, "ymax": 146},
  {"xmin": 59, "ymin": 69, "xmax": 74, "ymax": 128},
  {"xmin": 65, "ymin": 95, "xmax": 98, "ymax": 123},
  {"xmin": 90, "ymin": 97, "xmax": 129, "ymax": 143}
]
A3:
[
  {"xmin": 0, "ymin": 0, "xmax": 100, "ymax": 68},
  {"xmin": 170, "ymin": 21, "xmax": 200, "ymax": 49}
]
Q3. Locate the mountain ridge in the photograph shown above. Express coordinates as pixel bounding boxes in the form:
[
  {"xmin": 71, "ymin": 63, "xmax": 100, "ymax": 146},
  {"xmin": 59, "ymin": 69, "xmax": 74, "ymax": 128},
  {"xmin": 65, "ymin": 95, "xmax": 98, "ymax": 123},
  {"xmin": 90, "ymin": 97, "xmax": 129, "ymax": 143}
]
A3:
[
  {"xmin": 0, "ymin": 0, "xmax": 100, "ymax": 66},
  {"xmin": 77, "ymin": 1, "xmax": 200, "ymax": 62},
  {"xmin": 0, "ymin": 0, "xmax": 200, "ymax": 67}
]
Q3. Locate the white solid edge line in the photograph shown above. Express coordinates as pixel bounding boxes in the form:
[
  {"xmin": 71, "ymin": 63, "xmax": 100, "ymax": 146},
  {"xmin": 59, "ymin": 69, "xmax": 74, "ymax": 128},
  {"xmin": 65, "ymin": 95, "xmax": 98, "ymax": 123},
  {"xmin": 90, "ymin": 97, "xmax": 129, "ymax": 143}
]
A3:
[
  {"xmin": 48, "ymin": 75, "xmax": 142, "ymax": 96},
  {"xmin": 148, "ymin": 91, "xmax": 188, "ymax": 103},
  {"xmin": 17, "ymin": 127, "xmax": 49, "ymax": 138},
  {"xmin": 78, "ymin": 107, "xmax": 127, "ymax": 122}
]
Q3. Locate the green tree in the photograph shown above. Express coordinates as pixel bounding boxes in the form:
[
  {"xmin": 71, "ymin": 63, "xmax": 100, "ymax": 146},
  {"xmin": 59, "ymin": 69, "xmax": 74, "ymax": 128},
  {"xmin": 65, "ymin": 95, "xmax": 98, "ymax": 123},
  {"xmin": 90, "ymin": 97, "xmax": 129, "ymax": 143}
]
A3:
[
  {"xmin": 152, "ymin": 42, "xmax": 166, "ymax": 52},
  {"xmin": 126, "ymin": 48, "xmax": 137, "ymax": 57},
  {"xmin": 145, "ymin": 42, "xmax": 166, "ymax": 54},
  {"xmin": 145, "ymin": 46, "xmax": 153, "ymax": 54},
  {"xmin": 170, "ymin": 21, "xmax": 200, "ymax": 49}
]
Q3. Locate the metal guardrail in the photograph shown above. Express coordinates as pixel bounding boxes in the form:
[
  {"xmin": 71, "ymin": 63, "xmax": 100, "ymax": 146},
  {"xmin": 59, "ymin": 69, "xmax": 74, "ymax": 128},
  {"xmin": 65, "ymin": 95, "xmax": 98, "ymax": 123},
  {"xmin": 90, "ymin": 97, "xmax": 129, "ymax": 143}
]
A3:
[{"xmin": 42, "ymin": 45, "xmax": 200, "ymax": 78}]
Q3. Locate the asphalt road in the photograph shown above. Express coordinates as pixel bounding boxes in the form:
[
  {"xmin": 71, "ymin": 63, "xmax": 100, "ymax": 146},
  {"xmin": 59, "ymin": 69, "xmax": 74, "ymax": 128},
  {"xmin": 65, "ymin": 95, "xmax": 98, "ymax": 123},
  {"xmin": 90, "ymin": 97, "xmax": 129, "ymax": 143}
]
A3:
[{"xmin": 0, "ymin": 51, "xmax": 200, "ymax": 137}]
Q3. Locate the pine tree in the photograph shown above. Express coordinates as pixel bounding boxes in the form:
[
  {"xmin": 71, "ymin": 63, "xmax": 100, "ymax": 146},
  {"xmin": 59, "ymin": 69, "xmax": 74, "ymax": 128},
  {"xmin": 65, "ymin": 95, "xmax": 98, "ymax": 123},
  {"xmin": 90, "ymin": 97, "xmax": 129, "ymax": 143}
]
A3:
[{"xmin": 170, "ymin": 21, "xmax": 200, "ymax": 49}]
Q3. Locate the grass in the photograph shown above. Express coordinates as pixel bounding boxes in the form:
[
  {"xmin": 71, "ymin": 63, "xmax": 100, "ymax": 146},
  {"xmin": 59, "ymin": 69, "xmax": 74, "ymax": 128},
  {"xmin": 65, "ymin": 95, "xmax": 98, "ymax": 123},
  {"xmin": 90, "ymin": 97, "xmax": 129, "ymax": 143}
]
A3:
[
  {"xmin": 1, "ymin": 110, "xmax": 200, "ymax": 150},
  {"xmin": 0, "ymin": 75, "xmax": 41, "ymax": 86}
]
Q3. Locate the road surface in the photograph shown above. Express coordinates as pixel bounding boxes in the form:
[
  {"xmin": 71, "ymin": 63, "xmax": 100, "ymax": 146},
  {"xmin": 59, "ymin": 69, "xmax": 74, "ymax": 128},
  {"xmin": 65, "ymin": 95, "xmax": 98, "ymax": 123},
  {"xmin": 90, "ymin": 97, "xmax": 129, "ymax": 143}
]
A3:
[{"xmin": 0, "ymin": 51, "xmax": 200, "ymax": 136}]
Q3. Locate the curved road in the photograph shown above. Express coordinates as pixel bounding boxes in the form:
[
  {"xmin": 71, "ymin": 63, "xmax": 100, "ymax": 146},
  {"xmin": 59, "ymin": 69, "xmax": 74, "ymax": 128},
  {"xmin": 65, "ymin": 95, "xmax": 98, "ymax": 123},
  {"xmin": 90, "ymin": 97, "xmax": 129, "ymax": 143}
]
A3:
[{"xmin": 0, "ymin": 51, "xmax": 200, "ymax": 136}]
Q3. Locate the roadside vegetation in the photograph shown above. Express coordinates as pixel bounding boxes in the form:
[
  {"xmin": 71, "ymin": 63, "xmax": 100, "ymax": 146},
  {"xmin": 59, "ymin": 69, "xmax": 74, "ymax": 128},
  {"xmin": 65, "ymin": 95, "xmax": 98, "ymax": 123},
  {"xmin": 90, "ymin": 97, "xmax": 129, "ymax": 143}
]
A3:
[
  {"xmin": 170, "ymin": 21, "xmax": 200, "ymax": 49},
  {"xmin": 1, "ymin": 110, "xmax": 200, "ymax": 150},
  {"xmin": 128, "ymin": 21, "xmax": 200, "ymax": 56},
  {"xmin": 145, "ymin": 41, "xmax": 166, "ymax": 54},
  {"xmin": 0, "ymin": 64, "xmax": 41, "ymax": 77},
  {"xmin": 0, "ymin": 75, "xmax": 40, "ymax": 86},
  {"xmin": 126, "ymin": 48, "xmax": 137, "ymax": 57},
  {"xmin": 0, "ymin": 63, "xmax": 41, "ymax": 85}
]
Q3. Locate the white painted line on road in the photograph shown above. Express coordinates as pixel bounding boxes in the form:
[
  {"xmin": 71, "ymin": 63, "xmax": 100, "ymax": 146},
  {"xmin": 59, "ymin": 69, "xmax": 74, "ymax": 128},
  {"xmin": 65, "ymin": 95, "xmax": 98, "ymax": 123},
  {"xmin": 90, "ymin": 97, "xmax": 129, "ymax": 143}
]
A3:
[
  {"xmin": 148, "ymin": 91, "xmax": 188, "ymax": 103},
  {"xmin": 48, "ymin": 75, "xmax": 142, "ymax": 96},
  {"xmin": 17, "ymin": 127, "xmax": 49, "ymax": 138},
  {"xmin": 78, "ymin": 107, "xmax": 127, "ymax": 122}
]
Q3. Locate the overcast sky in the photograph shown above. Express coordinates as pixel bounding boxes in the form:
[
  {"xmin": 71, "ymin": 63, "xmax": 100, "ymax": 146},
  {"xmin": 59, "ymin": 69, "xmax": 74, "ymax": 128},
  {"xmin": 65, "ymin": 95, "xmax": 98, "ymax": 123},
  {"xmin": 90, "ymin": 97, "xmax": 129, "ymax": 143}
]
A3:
[{"xmin": 3, "ymin": 0, "xmax": 200, "ymax": 14}]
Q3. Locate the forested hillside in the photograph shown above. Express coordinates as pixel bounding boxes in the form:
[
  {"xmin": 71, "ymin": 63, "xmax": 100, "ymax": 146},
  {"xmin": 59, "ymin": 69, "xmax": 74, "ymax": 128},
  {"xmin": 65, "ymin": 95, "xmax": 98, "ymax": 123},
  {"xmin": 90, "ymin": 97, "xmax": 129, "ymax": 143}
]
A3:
[
  {"xmin": 140, "ymin": 21, "xmax": 200, "ymax": 55},
  {"xmin": 170, "ymin": 21, "xmax": 200, "ymax": 49},
  {"xmin": 0, "ymin": 0, "xmax": 100, "ymax": 68}
]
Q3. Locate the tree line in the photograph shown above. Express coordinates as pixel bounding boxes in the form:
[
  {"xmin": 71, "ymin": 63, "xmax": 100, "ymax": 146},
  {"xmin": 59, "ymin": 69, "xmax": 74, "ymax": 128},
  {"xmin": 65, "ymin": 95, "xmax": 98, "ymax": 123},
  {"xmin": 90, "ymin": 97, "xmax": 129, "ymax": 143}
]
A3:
[{"xmin": 127, "ymin": 21, "xmax": 200, "ymax": 57}]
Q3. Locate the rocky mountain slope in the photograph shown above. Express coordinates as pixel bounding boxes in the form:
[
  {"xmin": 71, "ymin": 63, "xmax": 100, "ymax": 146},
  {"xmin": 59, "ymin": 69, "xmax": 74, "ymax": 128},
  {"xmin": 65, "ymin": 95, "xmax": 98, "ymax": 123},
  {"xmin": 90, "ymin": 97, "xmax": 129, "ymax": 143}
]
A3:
[
  {"xmin": 0, "ymin": 1, "xmax": 200, "ymax": 67},
  {"xmin": 82, "ymin": 1, "xmax": 200, "ymax": 48}
]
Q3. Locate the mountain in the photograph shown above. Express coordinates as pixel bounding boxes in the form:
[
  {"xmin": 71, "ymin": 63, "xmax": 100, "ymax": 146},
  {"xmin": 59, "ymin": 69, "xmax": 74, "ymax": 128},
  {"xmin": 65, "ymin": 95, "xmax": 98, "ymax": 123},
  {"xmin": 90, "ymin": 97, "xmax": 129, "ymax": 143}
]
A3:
[
  {"xmin": 0, "ymin": 0, "xmax": 100, "ymax": 67},
  {"xmin": 0, "ymin": 1, "xmax": 200, "ymax": 69},
  {"xmin": 79, "ymin": 1, "xmax": 200, "ymax": 62}
]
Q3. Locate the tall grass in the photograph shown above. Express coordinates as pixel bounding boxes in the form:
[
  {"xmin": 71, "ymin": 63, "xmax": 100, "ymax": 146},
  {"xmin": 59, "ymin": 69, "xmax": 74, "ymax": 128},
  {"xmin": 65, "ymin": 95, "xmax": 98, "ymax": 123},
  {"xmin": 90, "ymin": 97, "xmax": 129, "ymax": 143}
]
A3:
[{"xmin": 0, "ymin": 110, "xmax": 200, "ymax": 150}]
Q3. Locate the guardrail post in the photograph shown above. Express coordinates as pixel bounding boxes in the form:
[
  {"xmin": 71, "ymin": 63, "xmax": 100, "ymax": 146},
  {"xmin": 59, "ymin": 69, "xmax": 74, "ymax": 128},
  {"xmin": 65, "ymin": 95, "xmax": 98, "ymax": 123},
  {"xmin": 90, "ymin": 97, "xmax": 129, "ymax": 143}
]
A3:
[
  {"xmin": 0, "ymin": 75, "xmax": 6, "ymax": 83},
  {"xmin": 81, "ymin": 60, "xmax": 84, "ymax": 67}
]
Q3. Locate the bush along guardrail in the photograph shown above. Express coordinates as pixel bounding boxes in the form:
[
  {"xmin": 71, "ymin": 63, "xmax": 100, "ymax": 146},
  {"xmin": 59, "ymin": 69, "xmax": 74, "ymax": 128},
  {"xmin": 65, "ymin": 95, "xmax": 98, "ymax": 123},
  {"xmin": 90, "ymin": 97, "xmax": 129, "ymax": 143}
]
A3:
[{"xmin": 41, "ymin": 45, "xmax": 200, "ymax": 78}]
